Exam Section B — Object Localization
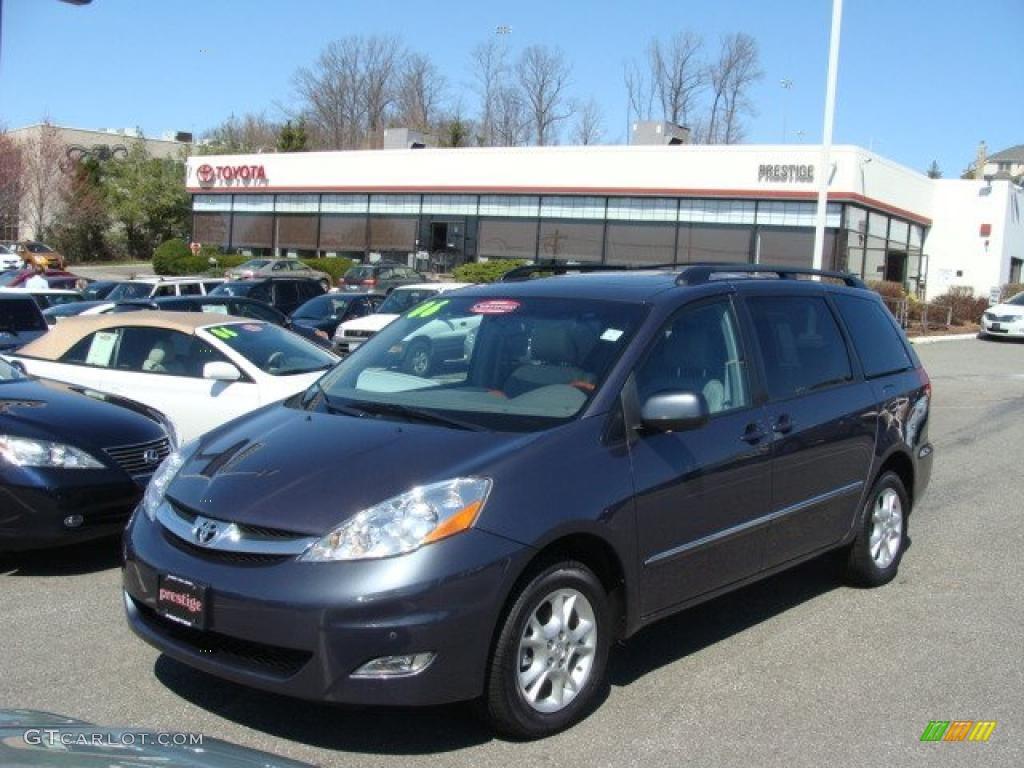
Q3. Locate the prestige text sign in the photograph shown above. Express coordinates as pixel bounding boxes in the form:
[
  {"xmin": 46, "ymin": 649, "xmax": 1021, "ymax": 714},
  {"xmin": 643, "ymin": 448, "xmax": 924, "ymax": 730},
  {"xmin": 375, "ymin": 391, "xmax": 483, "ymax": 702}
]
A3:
[{"xmin": 758, "ymin": 164, "xmax": 815, "ymax": 183}]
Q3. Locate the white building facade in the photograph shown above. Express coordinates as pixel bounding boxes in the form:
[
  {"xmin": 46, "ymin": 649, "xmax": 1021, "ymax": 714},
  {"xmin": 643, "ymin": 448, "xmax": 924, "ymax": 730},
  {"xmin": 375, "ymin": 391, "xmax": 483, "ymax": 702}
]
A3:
[{"xmin": 185, "ymin": 144, "xmax": 1024, "ymax": 300}]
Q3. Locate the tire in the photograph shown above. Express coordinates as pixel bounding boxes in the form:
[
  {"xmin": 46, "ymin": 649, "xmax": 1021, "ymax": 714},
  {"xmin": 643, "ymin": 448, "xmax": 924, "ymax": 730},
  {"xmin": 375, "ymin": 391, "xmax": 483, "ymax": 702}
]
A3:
[
  {"xmin": 403, "ymin": 339, "xmax": 433, "ymax": 377},
  {"xmin": 484, "ymin": 560, "xmax": 610, "ymax": 739},
  {"xmin": 843, "ymin": 471, "xmax": 909, "ymax": 587}
]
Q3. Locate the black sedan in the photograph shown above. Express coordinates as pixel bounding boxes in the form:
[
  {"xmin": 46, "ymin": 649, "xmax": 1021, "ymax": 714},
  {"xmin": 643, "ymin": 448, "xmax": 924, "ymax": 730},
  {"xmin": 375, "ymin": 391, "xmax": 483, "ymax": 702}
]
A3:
[
  {"xmin": 0, "ymin": 357, "xmax": 172, "ymax": 551},
  {"xmin": 289, "ymin": 292, "xmax": 382, "ymax": 338},
  {"xmin": 0, "ymin": 292, "xmax": 50, "ymax": 352}
]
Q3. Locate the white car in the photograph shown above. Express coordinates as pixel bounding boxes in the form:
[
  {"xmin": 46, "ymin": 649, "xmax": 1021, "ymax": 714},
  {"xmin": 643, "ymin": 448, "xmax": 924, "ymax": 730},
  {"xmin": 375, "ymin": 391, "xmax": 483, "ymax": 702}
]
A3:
[
  {"xmin": 333, "ymin": 283, "xmax": 474, "ymax": 359},
  {"xmin": 7, "ymin": 312, "xmax": 338, "ymax": 442},
  {"xmin": 980, "ymin": 292, "xmax": 1024, "ymax": 338},
  {"xmin": 104, "ymin": 276, "xmax": 226, "ymax": 301},
  {"xmin": 0, "ymin": 244, "xmax": 21, "ymax": 272}
]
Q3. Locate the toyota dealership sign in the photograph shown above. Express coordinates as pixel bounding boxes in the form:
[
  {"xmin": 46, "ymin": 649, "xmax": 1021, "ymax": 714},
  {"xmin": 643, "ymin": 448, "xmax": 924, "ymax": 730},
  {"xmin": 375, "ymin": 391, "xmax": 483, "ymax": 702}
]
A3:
[{"xmin": 195, "ymin": 163, "xmax": 268, "ymax": 187}]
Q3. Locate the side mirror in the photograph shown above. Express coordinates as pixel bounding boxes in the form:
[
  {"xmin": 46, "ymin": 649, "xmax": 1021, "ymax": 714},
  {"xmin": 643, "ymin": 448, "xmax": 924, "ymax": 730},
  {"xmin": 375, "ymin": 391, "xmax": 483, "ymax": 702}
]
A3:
[
  {"xmin": 640, "ymin": 391, "xmax": 709, "ymax": 433},
  {"xmin": 203, "ymin": 361, "xmax": 241, "ymax": 382}
]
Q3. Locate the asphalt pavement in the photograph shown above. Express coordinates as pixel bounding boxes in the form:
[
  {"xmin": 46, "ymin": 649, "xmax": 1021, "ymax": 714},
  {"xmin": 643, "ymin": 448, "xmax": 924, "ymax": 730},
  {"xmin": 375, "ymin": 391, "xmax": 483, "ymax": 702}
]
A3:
[{"xmin": 1, "ymin": 337, "xmax": 1022, "ymax": 767}]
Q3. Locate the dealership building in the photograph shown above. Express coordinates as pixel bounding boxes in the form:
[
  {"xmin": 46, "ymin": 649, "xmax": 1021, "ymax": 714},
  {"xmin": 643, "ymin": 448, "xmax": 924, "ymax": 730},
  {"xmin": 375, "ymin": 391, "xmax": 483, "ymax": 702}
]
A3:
[{"xmin": 186, "ymin": 143, "xmax": 1024, "ymax": 300}]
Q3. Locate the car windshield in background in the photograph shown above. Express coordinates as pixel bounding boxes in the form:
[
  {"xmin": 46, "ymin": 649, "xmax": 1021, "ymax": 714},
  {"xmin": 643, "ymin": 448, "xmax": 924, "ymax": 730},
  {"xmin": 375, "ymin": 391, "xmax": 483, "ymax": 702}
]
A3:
[
  {"xmin": 105, "ymin": 283, "xmax": 154, "ymax": 300},
  {"xmin": 315, "ymin": 296, "xmax": 646, "ymax": 431},
  {"xmin": 43, "ymin": 302, "xmax": 101, "ymax": 320},
  {"xmin": 1006, "ymin": 292, "xmax": 1024, "ymax": 306},
  {"xmin": 209, "ymin": 283, "xmax": 253, "ymax": 297},
  {"xmin": 0, "ymin": 300, "xmax": 46, "ymax": 332},
  {"xmin": 206, "ymin": 322, "xmax": 336, "ymax": 376},
  {"xmin": 294, "ymin": 296, "xmax": 351, "ymax": 319},
  {"xmin": 238, "ymin": 259, "xmax": 270, "ymax": 270},
  {"xmin": 346, "ymin": 266, "xmax": 374, "ymax": 280},
  {"xmin": 41, "ymin": 293, "xmax": 83, "ymax": 307},
  {"xmin": 377, "ymin": 288, "xmax": 440, "ymax": 314},
  {"xmin": 0, "ymin": 357, "xmax": 23, "ymax": 381}
]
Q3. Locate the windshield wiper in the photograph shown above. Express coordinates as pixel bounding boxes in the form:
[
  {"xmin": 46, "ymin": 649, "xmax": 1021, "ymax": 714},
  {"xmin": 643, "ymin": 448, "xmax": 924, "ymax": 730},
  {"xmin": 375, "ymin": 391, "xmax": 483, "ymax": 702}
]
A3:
[{"xmin": 354, "ymin": 401, "xmax": 486, "ymax": 431}]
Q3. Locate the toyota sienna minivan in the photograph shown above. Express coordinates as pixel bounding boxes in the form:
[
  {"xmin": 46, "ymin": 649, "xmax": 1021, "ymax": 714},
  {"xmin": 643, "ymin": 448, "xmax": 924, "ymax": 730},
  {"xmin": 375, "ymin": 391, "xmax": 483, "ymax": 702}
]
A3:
[{"xmin": 123, "ymin": 264, "xmax": 933, "ymax": 738}]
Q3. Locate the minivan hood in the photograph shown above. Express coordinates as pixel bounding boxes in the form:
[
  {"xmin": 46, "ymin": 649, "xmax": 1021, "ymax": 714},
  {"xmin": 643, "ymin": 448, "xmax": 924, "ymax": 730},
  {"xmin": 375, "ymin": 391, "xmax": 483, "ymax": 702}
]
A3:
[
  {"xmin": 168, "ymin": 403, "xmax": 540, "ymax": 535},
  {"xmin": 338, "ymin": 314, "xmax": 399, "ymax": 334}
]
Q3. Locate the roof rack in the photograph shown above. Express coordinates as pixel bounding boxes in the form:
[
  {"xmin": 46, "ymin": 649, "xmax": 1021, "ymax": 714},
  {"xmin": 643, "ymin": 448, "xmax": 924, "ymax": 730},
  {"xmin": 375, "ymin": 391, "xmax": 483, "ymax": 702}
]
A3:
[
  {"xmin": 498, "ymin": 261, "xmax": 675, "ymax": 282},
  {"xmin": 676, "ymin": 263, "xmax": 866, "ymax": 289}
]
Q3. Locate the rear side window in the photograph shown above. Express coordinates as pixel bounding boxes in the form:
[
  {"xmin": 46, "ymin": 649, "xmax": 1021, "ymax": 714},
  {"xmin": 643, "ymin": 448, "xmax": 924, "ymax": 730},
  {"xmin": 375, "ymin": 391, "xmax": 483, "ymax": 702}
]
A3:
[
  {"xmin": 747, "ymin": 296, "xmax": 852, "ymax": 400},
  {"xmin": 833, "ymin": 294, "xmax": 913, "ymax": 378},
  {"xmin": 179, "ymin": 282, "xmax": 202, "ymax": 296}
]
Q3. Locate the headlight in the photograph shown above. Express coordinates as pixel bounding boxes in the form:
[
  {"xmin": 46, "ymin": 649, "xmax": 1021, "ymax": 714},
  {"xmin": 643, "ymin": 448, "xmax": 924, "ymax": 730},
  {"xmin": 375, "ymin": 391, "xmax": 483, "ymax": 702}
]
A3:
[
  {"xmin": 0, "ymin": 435, "xmax": 104, "ymax": 469},
  {"xmin": 142, "ymin": 439, "xmax": 196, "ymax": 521},
  {"xmin": 301, "ymin": 477, "xmax": 492, "ymax": 562}
]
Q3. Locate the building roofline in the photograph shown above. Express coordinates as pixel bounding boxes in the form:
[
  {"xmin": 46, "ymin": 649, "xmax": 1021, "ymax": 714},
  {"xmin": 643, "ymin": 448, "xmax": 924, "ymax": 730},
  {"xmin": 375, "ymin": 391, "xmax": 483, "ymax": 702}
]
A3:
[{"xmin": 8, "ymin": 123, "xmax": 189, "ymax": 145}]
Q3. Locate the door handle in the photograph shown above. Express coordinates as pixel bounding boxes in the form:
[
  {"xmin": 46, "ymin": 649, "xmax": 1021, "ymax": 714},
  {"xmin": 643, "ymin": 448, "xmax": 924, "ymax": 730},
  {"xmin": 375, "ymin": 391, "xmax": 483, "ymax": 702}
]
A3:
[
  {"xmin": 773, "ymin": 414, "xmax": 794, "ymax": 434},
  {"xmin": 740, "ymin": 423, "xmax": 767, "ymax": 444}
]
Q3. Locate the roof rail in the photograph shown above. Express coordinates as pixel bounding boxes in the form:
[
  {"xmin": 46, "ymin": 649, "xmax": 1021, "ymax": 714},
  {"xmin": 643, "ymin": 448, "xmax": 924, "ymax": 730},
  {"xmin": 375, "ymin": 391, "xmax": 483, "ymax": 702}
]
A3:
[
  {"xmin": 498, "ymin": 261, "xmax": 675, "ymax": 282},
  {"xmin": 676, "ymin": 263, "xmax": 867, "ymax": 289}
]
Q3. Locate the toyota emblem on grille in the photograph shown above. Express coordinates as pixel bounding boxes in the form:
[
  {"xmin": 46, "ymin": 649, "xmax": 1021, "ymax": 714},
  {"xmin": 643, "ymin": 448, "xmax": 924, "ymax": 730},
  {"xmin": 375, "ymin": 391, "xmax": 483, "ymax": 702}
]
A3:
[
  {"xmin": 193, "ymin": 518, "xmax": 220, "ymax": 546},
  {"xmin": 143, "ymin": 448, "xmax": 162, "ymax": 466}
]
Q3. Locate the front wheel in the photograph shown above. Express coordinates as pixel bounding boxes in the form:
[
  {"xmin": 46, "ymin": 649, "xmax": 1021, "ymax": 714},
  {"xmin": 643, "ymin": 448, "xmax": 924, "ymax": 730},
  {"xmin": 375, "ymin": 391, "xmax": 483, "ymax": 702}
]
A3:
[
  {"xmin": 843, "ymin": 471, "xmax": 909, "ymax": 587},
  {"xmin": 403, "ymin": 339, "xmax": 432, "ymax": 377},
  {"xmin": 484, "ymin": 561, "xmax": 610, "ymax": 739}
]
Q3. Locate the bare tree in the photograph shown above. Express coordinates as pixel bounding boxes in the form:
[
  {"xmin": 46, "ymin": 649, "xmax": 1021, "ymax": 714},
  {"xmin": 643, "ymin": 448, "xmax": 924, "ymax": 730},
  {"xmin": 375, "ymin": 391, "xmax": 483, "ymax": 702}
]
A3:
[
  {"xmin": 396, "ymin": 53, "xmax": 447, "ymax": 132},
  {"xmin": 571, "ymin": 98, "xmax": 605, "ymax": 145},
  {"xmin": 469, "ymin": 39, "xmax": 510, "ymax": 146},
  {"xmin": 0, "ymin": 128, "xmax": 23, "ymax": 239},
  {"xmin": 492, "ymin": 85, "xmax": 530, "ymax": 147},
  {"xmin": 18, "ymin": 121, "xmax": 67, "ymax": 239},
  {"xmin": 649, "ymin": 31, "xmax": 705, "ymax": 127},
  {"xmin": 361, "ymin": 35, "xmax": 403, "ymax": 142},
  {"xmin": 704, "ymin": 33, "xmax": 762, "ymax": 144},
  {"xmin": 200, "ymin": 112, "xmax": 279, "ymax": 153},
  {"xmin": 623, "ymin": 59, "xmax": 655, "ymax": 127},
  {"xmin": 516, "ymin": 45, "xmax": 574, "ymax": 146}
]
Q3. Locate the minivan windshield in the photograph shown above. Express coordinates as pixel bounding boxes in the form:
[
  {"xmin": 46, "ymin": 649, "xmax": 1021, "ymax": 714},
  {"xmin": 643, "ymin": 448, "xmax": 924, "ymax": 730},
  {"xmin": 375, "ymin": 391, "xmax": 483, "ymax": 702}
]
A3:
[
  {"xmin": 312, "ymin": 296, "xmax": 645, "ymax": 431},
  {"xmin": 1006, "ymin": 292, "xmax": 1024, "ymax": 306},
  {"xmin": 106, "ymin": 282, "xmax": 155, "ymax": 300}
]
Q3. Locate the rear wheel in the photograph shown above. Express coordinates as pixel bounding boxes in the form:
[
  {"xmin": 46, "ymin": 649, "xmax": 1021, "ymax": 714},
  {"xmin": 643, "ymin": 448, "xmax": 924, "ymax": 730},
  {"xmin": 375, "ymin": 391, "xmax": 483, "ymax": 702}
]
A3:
[
  {"xmin": 403, "ymin": 339, "xmax": 433, "ymax": 377},
  {"xmin": 843, "ymin": 471, "xmax": 909, "ymax": 587},
  {"xmin": 484, "ymin": 561, "xmax": 610, "ymax": 739}
]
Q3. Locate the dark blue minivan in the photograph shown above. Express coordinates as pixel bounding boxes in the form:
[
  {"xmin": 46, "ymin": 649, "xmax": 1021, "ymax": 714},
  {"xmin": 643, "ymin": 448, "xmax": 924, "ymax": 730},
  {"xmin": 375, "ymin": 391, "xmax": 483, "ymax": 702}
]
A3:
[{"xmin": 123, "ymin": 265, "xmax": 932, "ymax": 738}]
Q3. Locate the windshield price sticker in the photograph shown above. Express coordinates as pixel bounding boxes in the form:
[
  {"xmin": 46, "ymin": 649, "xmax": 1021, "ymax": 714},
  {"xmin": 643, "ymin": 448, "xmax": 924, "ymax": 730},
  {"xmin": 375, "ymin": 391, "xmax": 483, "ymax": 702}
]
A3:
[
  {"xmin": 407, "ymin": 299, "xmax": 450, "ymax": 319},
  {"xmin": 470, "ymin": 300, "xmax": 520, "ymax": 315},
  {"xmin": 207, "ymin": 326, "xmax": 239, "ymax": 339}
]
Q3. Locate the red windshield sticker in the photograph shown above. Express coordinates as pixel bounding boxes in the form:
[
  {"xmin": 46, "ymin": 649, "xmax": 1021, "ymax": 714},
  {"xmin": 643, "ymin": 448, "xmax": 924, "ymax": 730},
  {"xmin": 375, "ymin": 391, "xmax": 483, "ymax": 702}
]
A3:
[{"xmin": 470, "ymin": 300, "xmax": 520, "ymax": 315}]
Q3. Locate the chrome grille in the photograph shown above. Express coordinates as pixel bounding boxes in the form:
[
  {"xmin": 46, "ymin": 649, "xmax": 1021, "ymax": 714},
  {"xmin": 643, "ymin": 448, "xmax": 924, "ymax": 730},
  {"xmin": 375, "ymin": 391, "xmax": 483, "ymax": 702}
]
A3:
[
  {"xmin": 345, "ymin": 329, "xmax": 375, "ymax": 339},
  {"xmin": 104, "ymin": 437, "xmax": 171, "ymax": 476}
]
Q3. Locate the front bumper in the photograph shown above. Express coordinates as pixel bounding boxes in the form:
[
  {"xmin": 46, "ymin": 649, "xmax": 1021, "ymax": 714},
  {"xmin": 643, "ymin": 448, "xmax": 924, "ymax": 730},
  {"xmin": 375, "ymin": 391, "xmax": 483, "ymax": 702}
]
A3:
[
  {"xmin": 0, "ymin": 475, "xmax": 145, "ymax": 551},
  {"xmin": 123, "ymin": 509, "xmax": 530, "ymax": 706},
  {"xmin": 981, "ymin": 318, "xmax": 1024, "ymax": 337}
]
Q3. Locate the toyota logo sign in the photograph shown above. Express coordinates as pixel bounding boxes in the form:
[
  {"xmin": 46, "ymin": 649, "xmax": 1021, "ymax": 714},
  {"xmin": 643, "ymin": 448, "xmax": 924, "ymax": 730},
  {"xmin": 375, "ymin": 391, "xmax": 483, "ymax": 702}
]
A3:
[
  {"xmin": 143, "ymin": 448, "xmax": 162, "ymax": 466},
  {"xmin": 192, "ymin": 517, "xmax": 220, "ymax": 546},
  {"xmin": 196, "ymin": 164, "xmax": 215, "ymax": 184}
]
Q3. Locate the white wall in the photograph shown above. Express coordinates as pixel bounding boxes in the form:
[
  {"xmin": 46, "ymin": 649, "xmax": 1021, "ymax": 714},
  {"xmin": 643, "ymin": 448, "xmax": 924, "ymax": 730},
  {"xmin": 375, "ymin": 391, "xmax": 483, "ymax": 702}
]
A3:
[{"xmin": 925, "ymin": 180, "xmax": 1024, "ymax": 300}]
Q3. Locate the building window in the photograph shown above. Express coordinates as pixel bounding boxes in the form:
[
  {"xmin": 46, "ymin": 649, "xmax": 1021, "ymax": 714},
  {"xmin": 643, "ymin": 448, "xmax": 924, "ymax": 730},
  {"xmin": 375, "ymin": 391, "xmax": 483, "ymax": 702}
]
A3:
[
  {"xmin": 369, "ymin": 195, "xmax": 420, "ymax": 215},
  {"xmin": 275, "ymin": 194, "xmax": 319, "ymax": 213},
  {"xmin": 322, "ymin": 195, "xmax": 368, "ymax": 214},
  {"xmin": 538, "ymin": 221, "xmax": 603, "ymax": 261},
  {"xmin": 368, "ymin": 217, "xmax": 417, "ymax": 252},
  {"xmin": 756, "ymin": 228, "xmax": 816, "ymax": 267},
  {"xmin": 606, "ymin": 197, "xmax": 678, "ymax": 222},
  {"xmin": 232, "ymin": 195, "xmax": 274, "ymax": 213},
  {"xmin": 680, "ymin": 225, "xmax": 751, "ymax": 263},
  {"xmin": 478, "ymin": 195, "xmax": 540, "ymax": 218},
  {"xmin": 478, "ymin": 219, "xmax": 539, "ymax": 260},
  {"xmin": 193, "ymin": 194, "xmax": 232, "ymax": 212},
  {"xmin": 192, "ymin": 213, "xmax": 230, "ymax": 248},
  {"xmin": 678, "ymin": 199, "xmax": 756, "ymax": 225},
  {"xmin": 540, "ymin": 196, "xmax": 606, "ymax": 220},
  {"xmin": 605, "ymin": 223, "xmax": 676, "ymax": 264},
  {"xmin": 231, "ymin": 214, "xmax": 273, "ymax": 248},
  {"xmin": 276, "ymin": 215, "xmax": 318, "ymax": 250},
  {"xmin": 319, "ymin": 216, "xmax": 367, "ymax": 253},
  {"xmin": 422, "ymin": 195, "xmax": 477, "ymax": 215}
]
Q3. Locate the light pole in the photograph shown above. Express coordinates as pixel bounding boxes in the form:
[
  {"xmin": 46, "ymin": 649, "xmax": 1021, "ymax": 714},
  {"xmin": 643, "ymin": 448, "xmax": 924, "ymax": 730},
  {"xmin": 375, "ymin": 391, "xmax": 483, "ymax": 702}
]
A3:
[
  {"xmin": 780, "ymin": 79, "xmax": 793, "ymax": 143},
  {"xmin": 812, "ymin": 0, "xmax": 843, "ymax": 271}
]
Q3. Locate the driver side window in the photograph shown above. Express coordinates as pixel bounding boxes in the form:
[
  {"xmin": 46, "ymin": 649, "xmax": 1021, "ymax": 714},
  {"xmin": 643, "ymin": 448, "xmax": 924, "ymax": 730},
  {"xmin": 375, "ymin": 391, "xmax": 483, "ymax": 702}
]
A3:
[{"xmin": 636, "ymin": 300, "xmax": 750, "ymax": 415}]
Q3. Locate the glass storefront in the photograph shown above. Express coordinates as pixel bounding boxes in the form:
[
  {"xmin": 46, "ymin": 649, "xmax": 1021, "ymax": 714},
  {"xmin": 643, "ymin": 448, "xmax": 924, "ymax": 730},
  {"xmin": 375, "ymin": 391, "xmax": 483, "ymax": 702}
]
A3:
[{"xmin": 193, "ymin": 193, "xmax": 926, "ymax": 292}]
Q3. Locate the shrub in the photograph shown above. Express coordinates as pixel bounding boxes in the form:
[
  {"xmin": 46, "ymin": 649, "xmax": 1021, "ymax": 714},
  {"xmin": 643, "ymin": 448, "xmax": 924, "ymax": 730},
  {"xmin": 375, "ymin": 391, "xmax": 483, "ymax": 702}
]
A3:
[
  {"xmin": 929, "ymin": 286, "xmax": 989, "ymax": 326},
  {"xmin": 303, "ymin": 257, "xmax": 354, "ymax": 284},
  {"xmin": 152, "ymin": 240, "xmax": 354, "ymax": 282},
  {"xmin": 453, "ymin": 259, "xmax": 526, "ymax": 284},
  {"xmin": 151, "ymin": 239, "xmax": 192, "ymax": 275}
]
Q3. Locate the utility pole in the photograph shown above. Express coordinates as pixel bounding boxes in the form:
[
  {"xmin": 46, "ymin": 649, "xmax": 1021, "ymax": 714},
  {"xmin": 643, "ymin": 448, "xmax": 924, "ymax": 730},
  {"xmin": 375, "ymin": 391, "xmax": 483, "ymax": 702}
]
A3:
[{"xmin": 813, "ymin": 0, "xmax": 843, "ymax": 271}]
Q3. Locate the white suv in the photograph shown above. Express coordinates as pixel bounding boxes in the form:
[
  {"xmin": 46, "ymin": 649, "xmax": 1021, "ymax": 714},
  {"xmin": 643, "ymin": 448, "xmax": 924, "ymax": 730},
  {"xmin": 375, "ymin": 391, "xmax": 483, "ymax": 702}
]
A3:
[{"xmin": 104, "ymin": 276, "xmax": 226, "ymax": 302}]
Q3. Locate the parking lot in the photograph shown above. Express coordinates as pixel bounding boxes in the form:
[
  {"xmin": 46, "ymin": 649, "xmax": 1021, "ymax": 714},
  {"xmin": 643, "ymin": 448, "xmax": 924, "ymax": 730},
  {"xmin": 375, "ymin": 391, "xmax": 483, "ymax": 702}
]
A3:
[{"xmin": 1, "ymin": 337, "xmax": 1021, "ymax": 767}]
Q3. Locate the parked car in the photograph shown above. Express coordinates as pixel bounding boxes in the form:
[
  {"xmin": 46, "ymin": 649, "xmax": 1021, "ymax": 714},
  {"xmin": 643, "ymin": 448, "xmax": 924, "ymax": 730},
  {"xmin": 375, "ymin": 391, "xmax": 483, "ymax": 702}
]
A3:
[
  {"xmin": 210, "ymin": 277, "xmax": 324, "ymax": 315},
  {"xmin": 0, "ymin": 709, "xmax": 315, "ymax": 766},
  {"xmin": 41, "ymin": 300, "xmax": 111, "ymax": 324},
  {"xmin": 121, "ymin": 264, "xmax": 934, "ymax": 738},
  {"xmin": 0, "ymin": 268, "xmax": 85, "ymax": 290},
  {"xmin": 3, "ymin": 241, "xmax": 66, "ymax": 269},
  {"xmin": 332, "ymin": 282, "xmax": 472, "ymax": 356},
  {"xmin": 979, "ymin": 291, "xmax": 1024, "ymax": 338},
  {"xmin": 0, "ymin": 357, "xmax": 173, "ymax": 551},
  {"xmin": 225, "ymin": 258, "xmax": 332, "ymax": 291},
  {"xmin": 104, "ymin": 276, "xmax": 226, "ymax": 301},
  {"xmin": 8, "ymin": 312, "xmax": 338, "ymax": 443},
  {"xmin": 341, "ymin": 261, "xmax": 427, "ymax": 295},
  {"xmin": 289, "ymin": 292, "xmax": 383, "ymax": 338},
  {"xmin": 0, "ymin": 288, "xmax": 85, "ymax": 310},
  {"xmin": 0, "ymin": 243, "xmax": 20, "ymax": 272},
  {"xmin": 106, "ymin": 295, "xmax": 335, "ymax": 348},
  {"xmin": 0, "ymin": 292, "xmax": 50, "ymax": 352},
  {"xmin": 80, "ymin": 279, "xmax": 123, "ymax": 300}
]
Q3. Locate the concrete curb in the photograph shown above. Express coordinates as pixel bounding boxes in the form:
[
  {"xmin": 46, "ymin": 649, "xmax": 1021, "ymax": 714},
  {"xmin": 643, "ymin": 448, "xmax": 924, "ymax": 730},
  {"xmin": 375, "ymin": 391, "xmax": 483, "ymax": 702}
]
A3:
[{"xmin": 909, "ymin": 333, "xmax": 979, "ymax": 345}]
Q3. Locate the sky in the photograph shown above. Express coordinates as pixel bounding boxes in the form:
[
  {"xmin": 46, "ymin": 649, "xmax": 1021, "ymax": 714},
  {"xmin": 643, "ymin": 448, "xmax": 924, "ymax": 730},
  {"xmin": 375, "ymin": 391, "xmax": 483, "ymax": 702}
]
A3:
[{"xmin": 0, "ymin": 0, "xmax": 1021, "ymax": 178}]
